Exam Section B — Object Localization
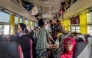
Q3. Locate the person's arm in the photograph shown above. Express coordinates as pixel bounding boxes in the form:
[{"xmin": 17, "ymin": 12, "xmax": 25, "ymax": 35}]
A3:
[
  {"xmin": 58, "ymin": 24, "xmax": 66, "ymax": 33},
  {"xmin": 49, "ymin": 35, "xmax": 55, "ymax": 43},
  {"xmin": 46, "ymin": 30, "xmax": 55, "ymax": 43},
  {"xmin": 33, "ymin": 31, "xmax": 36, "ymax": 39}
]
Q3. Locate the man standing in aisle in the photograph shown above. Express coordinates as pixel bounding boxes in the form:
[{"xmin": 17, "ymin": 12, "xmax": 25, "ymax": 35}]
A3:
[{"xmin": 33, "ymin": 19, "xmax": 54, "ymax": 58}]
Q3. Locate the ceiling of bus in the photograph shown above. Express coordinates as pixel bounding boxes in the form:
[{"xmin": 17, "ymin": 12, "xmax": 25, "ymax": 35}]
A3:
[
  {"xmin": 25, "ymin": 0, "xmax": 92, "ymax": 20},
  {"xmin": 0, "ymin": 0, "xmax": 92, "ymax": 22},
  {"xmin": 25, "ymin": 0, "xmax": 65, "ymax": 13},
  {"xmin": 25, "ymin": 0, "xmax": 65, "ymax": 19},
  {"xmin": 0, "ymin": 0, "xmax": 37, "ymax": 22}
]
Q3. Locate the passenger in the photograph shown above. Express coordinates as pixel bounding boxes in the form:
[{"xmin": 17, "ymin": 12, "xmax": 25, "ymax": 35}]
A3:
[
  {"xmin": 16, "ymin": 23, "xmax": 28, "ymax": 37},
  {"xmin": 75, "ymin": 37, "xmax": 85, "ymax": 42},
  {"xmin": 49, "ymin": 20, "xmax": 53, "ymax": 31},
  {"xmin": 45, "ymin": 20, "xmax": 53, "ymax": 33},
  {"xmin": 59, "ymin": 34, "xmax": 75, "ymax": 46},
  {"xmin": 51, "ymin": 23, "xmax": 57, "ymax": 41},
  {"xmin": 83, "ymin": 34, "xmax": 91, "ymax": 42},
  {"xmin": 34, "ymin": 27, "xmax": 38, "ymax": 31},
  {"xmin": 60, "ymin": 37, "xmax": 76, "ymax": 58},
  {"xmin": 55, "ymin": 20, "xmax": 66, "ymax": 33},
  {"xmin": 66, "ymin": 34, "xmax": 75, "ymax": 38},
  {"xmin": 71, "ymin": 32, "xmax": 78, "ymax": 36},
  {"xmin": 29, "ymin": 27, "xmax": 34, "ymax": 38},
  {"xmin": 75, "ymin": 35, "xmax": 86, "ymax": 42},
  {"xmin": 33, "ymin": 19, "xmax": 54, "ymax": 58},
  {"xmin": 45, "ymin": 22, "xmax": 52, "ymax": 33},
  {"xmin": 45, "ymin": 22, "xmax": 50, "ymax": 32},
  {"xmin": 58, "ymin": 33, "xmax": 74, "ymax": 58}
]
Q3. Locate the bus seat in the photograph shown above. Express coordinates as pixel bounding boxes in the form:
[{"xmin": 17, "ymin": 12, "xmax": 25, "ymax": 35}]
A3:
[
  {"xmin": 74, "ymin": 37, "xmax": 85, "ymax": 42},
  {"xmin": 16, "ymin": 35, "xmax": 33, "ymax": 58},
  {"xmin": 30, "ymin": 39, "xmax": 33, "ymax": 58},
  {"xmin": 73, "ymin": 42, "xmax": 92, "ymax": 58},
  {"xmin": 87, "ymin": 37, "xmax": 92, "ymax": 42},
  {"xmin": 9, "ymin": 35, "xmax": 15, "ymax": 39},
  {"xmin": 9, "ymin": 35, "xmax": 18, "ymax": 42},
  {"xmin": 0, "ymin": 35, "xmax": 7, "ymax": 42},
  {"xmin": 83, "ymin": 34, "xmax": 91, "ymax": 42},
  {"xmin": 0, "ymin": 42, "xmax": 22, "ymax": 58}
]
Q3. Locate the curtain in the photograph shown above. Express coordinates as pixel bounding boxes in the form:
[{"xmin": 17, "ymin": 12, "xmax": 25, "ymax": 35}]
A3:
[
  {"xmin": 18, "ymin": 17, "xmax": 20, "ymax": 24},
  {"xmin": 28, "ymin": 20, "xmax": 31, "ymax": 30},
  {"xmin": 63, "ymin": 19, "xmax": 70, "ymax": 31},
  {"xmin": 10, "ymin": 14, "xmax": 15, "ymax": 34},
  {"xmin": 79, "ymin": 12, "xmax": 88, "ymax": 34}
]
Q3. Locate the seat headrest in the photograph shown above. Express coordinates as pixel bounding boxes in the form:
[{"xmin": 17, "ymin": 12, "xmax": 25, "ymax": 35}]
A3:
[
  {"xmin": 16, "ymin": 35, "xmax": 31, "ymax": 52},
  {"xmin": 16, "ymin": 35, "xmax": 32, "ymax": 58},
  {"xmin": 74, "ymin": 42, "xmax": 92, "ymax": 58},
  {"xmin": 74, "ymin": 37, "xmax": 85, "ymax": 42},
  {"xmin": 0, "ymin": 42, "xmax": 21, "ymax": 58},
  {"xmin": 83, "ymin": 34, "xmax": 91, "ymax": 39},
  {"xmin": 0, "ymin": 35, "xmax": 7, "ymax": 42}
]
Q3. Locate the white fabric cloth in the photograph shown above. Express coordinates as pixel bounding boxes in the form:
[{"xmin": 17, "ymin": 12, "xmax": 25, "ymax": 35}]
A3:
[{"xmin": 45, "ymin": 24, "xmax": 52, "ymax": 32}]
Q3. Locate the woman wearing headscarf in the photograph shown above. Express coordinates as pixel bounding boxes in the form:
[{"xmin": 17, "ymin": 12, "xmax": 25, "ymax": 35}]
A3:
[{"xmin": 60, "ymin": 37, "xmax": 76, "ymax": 58}]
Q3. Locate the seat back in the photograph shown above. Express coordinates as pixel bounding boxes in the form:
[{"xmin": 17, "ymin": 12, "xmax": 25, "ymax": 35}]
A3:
[
  {"xmin": 74, "ymin": 37, "xmax": 85, "ymax": 42},
  {"xmin": 87, "ymin": 37, "xmax": 92, "ymax": 42},
  {"xmin": 74, "ymin": 42, "xmax": 92, "ymax": 58},
  {"xmin": 30, "ymin": 39, "xmax": 33, "ymax": 58},
  {"xmin": 9, "ymin": 35, "xmax": 18, "ymax": 42},
  {"xmin": 0, "ymin": 35, "xmax": 7, "ymax": 42},
  {"xmin": 16, "ymin": 35, "xmax": 32, "ymax": 58},
  {"xmin": 0, "ymin": 42, "xmax": 22, "ymax": 58},
  {"xmin": 83, "ymin": 34, "xmax": 91, "ymax": 42}
]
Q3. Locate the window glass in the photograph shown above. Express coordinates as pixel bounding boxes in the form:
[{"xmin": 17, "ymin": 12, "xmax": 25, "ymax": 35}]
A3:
[
  {"xmin": 88, "ymin": 25, "xmax": 92, "ymax": 35},
  {"xmin": 76, "ymin": 26, "xmax": 80, "ymax": 29},
  {"xmin": 4, "ymin": 25, "xmax": 9, "ymax": 34},
  {"xmin": 76, "ymin": 29, "xmax": 80, "ymax": 33},
  {"xmin": 25, "ymin": 20, "xmax": 28, "ymax": 25},
  {"xmin": 88, "ymin": 12, "xmax": 92, "ymax": 23},
  {"xmin": 0, "ymin": 25, "xmax": 9, "ymax": 35},
  {"xmin": 0, "ymin": 11, "xmax": 10, "ymax": 22},
  {"xmin": 71, "ymin": 30, "xmax": 75, "ymax": 32},
  {"xmin": 71, "ymin": 25, "xmax": 80, "ymax": 33},
  {"xmin": 20, "ymin": 18, "xmax": 22, "ymax": 23},
  {"xmin": 30, "ymin": 21, "xmax": 32, "ymax": 26},
  {"xmin": 71, "ymin": 26, "xmax": 75, "ymax": 29},
  {"xmin": 15, "ymin": 16, "xmax": 18, "ymax": 24},
  {"xmin": 34, "ymin": 23, "xmax": 38, "ymax": 27}
]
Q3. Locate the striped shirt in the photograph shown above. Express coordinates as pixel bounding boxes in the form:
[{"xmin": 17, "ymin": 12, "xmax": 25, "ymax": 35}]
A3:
[{"xmin": 33, "ymin": 27, "xmax": 50, "ymax": 49}]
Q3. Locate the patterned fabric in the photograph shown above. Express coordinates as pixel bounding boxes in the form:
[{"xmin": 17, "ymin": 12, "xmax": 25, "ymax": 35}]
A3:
[
  {"xmin": 33, "ymin": 28, "xmax": 50, "ymax": 49},
  {"xmin": 45, "ymin": 24, "xmax": 52, "ymax": 32},
  {"xmin": 36, "ymin": 49, "xmax": 47, "ymax": 58}
]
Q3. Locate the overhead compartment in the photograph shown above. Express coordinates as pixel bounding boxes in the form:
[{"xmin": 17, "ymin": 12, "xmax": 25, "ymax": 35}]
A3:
[
  {"xmin": 63, "ymin": 0, "xmax": 92, "ymax": 19},
  {"xmin": 0, "ymin": 0, "xmax": 37, "ymax": 22}
]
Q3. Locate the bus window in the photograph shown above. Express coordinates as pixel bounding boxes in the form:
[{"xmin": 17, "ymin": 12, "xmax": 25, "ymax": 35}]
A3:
[{"xmin": 0, "ymin": 11, "xmax": 9, "ymax": 22}]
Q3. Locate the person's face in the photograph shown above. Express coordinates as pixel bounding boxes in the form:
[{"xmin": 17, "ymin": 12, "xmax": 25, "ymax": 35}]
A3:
[
  {"xmin": 56, "ymin": 22, "xmax": 59, "ymax": 25},
  {"xmin": 18, "ymin": 24, "xmax": 22, "ymax": 31},
  {"xmin": 65, "ymin": 40, "xmax": 73, "ymax": 51},
  {"xmin": 49, "ymin": 22, "xmax": 52, "ymax": 24},
  {"xmin": 38, "ymin": 16, "xmax": 42, "ymax": 19}
]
